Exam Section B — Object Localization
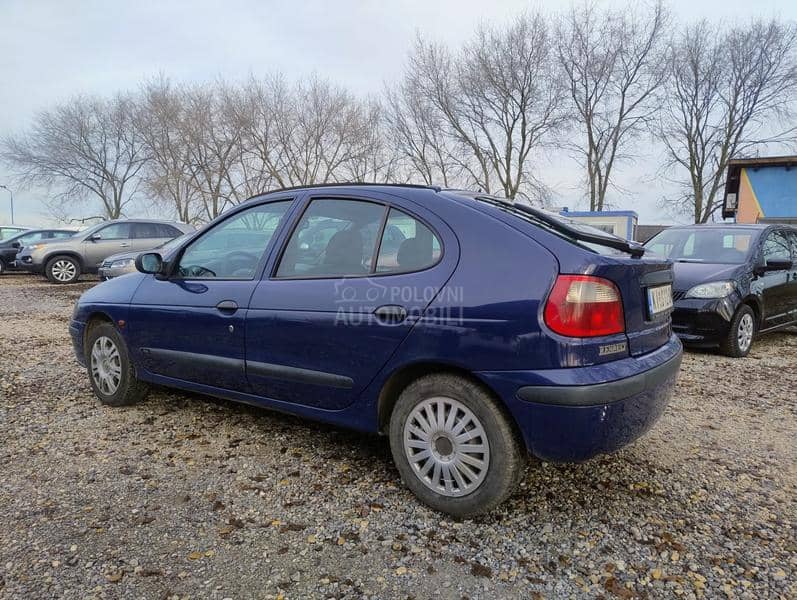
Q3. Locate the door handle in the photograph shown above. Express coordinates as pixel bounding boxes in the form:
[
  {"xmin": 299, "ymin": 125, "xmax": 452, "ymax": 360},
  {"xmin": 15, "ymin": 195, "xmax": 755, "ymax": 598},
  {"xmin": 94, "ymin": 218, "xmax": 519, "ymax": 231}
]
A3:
[
  {"xmin": 374, "ymin": 304, "xmax": 407, "ymax": 323},
  {"xmin": 216, "ymin": 300, "xmax": 239, "ymax": 314},
  {"xmin": 119, "ymin": 243, "xmax": 131, "ymax": 248}
]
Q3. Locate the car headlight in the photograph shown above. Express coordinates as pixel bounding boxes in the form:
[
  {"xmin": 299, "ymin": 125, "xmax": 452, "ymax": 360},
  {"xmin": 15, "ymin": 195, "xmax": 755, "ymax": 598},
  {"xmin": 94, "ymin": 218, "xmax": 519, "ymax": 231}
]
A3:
[
  {"xmin": 109, "ymin": 258, "xmax": 135, "ymax": 269},
  {"xmin": 685, "ymin": 281, "xmax": 736, "ymax": 299}
]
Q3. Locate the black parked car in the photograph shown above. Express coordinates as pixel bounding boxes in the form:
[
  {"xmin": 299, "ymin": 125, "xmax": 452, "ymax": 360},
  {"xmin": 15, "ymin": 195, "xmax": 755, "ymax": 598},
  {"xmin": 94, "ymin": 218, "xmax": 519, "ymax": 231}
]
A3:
[
  {"xmin": 0, "ymin": 228, "xmax": 76, "ymax": 275},
  {"xmin": 645, "ymin": 224, "xmax": 797, "ymax": 357}
]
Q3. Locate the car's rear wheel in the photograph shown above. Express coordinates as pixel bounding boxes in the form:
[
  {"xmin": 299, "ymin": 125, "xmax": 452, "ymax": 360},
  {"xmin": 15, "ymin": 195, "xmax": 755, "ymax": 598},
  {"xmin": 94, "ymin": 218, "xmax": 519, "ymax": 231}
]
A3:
[
  {"xmin": 46, "ymin": 255, "xmax": 81, "ymax": 284},
  {"xmin": 389, "ymin": 373, "xmax": 525, "ymax": 518},
  {"xmin": 85, "ymin": 322, "xmax": 148, "ymax": 406},
  {"xmin": 721, "ymin": 304, "xmax": 756, "ymax": 358}
]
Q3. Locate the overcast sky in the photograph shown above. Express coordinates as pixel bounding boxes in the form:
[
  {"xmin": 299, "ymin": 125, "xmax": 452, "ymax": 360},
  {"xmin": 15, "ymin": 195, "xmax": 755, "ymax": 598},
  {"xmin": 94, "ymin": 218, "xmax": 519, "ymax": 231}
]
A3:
[{"xmin": 1, "ymin": 0, "xmax": 795, "ymax": 226}]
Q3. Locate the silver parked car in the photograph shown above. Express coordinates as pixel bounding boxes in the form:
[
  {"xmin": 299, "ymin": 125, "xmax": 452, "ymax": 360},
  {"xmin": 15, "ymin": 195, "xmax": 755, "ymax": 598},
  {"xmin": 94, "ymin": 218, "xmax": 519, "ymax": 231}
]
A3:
[
  {"xmin": 98, "ymin": 233, "xmax": 193, "ymax": 280},
  {"xmin": 16, "ymin": 219, "xmax": 194, "ymax": 283}
]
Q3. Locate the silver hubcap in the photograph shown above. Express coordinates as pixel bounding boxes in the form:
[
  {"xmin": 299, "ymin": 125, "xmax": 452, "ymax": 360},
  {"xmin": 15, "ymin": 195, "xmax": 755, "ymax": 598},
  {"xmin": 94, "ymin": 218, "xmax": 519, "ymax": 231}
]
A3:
[
  {"xmin": 737, "ymin": 313, "xmax": 754, "ymax": 352},
  {"xmin": 403, "ymin": 397, "xmax": 490, "ymax": 498},
  {"xmin": 90, "ymin": 336, "xmax": 122, "ymax": 395},
  {"xmin": 52, "ymin": 260, "xmax": 76, "ymax": 282}
]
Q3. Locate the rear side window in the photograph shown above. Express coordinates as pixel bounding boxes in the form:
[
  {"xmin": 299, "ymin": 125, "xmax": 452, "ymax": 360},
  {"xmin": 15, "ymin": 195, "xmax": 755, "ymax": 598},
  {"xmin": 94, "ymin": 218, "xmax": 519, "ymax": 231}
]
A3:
[
  {"xmin": 276, "ymin": 199, "xmax": 385, "ymax": 278},
  {"xmin": 157, "ymin": 224, "xmax": 183, "ymax": 237},
  {"xmin": 132, "ymin": 223, "xmax": 161, "ymax": 239},
  {"xmin": 375, "ymin": 208, "xmax": 441, "ymax": 273}
]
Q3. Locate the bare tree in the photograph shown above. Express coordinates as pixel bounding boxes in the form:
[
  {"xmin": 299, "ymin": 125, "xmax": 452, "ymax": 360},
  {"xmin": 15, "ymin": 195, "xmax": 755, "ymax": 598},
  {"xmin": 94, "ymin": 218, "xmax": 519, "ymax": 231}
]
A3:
[
  {"xmin": 406, "ymin": 14, "xmax": 566, "ymax": 201},
  {"xmin": 659, "ymin": 19, "xmax": 797, "ymax": 223},
  {"xmin": 1, "ymin": 93, "xmax": 148, "ymax": 219},
  {"xmin": 557, "ymin": 1, "xmax": 669, "ymax": 211},
  {"xmin": 179, "ymin": 82, "xmax": 247, "ymax": 220},
  {"xmin": 242, "ymin": 75, "xmax": 385, "ymax": 191},
  {"xmin": 383, "ymin": 79, "xmax": 462, "ymax": 186},
  {"xmin": 136, "ymin": 77, "xmax": 203, "ymax": 223}
]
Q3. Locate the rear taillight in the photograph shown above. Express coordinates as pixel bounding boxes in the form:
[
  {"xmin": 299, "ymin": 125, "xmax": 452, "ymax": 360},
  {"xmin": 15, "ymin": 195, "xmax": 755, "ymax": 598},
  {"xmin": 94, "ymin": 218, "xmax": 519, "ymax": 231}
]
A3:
[{"xmin": 544, "ymin": 275, "xmax": 625, "ymax": 337}]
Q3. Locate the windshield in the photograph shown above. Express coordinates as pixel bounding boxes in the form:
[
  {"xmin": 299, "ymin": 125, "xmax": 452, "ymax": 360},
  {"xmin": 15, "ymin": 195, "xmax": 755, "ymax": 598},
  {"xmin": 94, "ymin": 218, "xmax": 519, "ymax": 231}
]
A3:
[{"xmin": 645, "ymin": 228, "xmax": 757, "ymax": 264}]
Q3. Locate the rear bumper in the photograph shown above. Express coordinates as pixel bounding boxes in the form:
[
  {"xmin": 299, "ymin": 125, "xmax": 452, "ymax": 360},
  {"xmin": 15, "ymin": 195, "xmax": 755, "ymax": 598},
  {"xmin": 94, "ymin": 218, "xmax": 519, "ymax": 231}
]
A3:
[
  {"xmin": 477, "ymin": 335, "xmax": 682, "ymax": 462},
  {"xmin": 671, "ymin": 295, "xmax": 739, "ymax": 346}
]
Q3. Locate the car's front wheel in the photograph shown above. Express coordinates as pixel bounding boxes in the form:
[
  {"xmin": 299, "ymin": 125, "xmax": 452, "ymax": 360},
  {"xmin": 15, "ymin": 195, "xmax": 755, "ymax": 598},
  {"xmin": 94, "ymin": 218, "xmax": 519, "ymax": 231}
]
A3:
[
  {"xmin": 721, "ymin": 304, "xmax": 756, "ymax": 358},
  {"xmin": 85, "ymin": 322, "xmax": 148, "ymax": 406},
  {"xmin": 389, "ymin": 373, "xmax": 525, "ymax": 518},
  {"xmin": 46, "ymin": 255, "xmax": 81, "ymax": 284},
  {"xmin": 0, "ymin": 259, "xmax": 6, "ymax": 275}
]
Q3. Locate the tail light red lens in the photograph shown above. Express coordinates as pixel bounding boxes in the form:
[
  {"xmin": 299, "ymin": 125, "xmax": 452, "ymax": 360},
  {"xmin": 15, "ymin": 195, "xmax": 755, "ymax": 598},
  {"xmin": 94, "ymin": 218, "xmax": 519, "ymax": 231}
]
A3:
[{"xmin": 544, "ymin": 275, "xmax": 625, "ymax": 337}]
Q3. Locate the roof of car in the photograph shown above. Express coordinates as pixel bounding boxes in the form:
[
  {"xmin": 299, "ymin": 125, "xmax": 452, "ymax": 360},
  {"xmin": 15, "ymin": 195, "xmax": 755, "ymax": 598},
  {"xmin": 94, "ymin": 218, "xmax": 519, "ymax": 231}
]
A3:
[
  {"xmin": 249, "ymin": 182, "xmax": 443, "ymax": 200},
  {"xmin": 666, "ymin": 223, "xmax": 776, "ymax": 230}
]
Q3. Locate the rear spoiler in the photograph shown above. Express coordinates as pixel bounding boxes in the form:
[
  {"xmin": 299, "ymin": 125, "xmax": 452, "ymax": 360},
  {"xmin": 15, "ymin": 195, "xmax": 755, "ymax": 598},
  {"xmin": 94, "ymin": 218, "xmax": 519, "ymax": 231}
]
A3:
[
  {"xmin": 477, "ymin": 196, "xmax": 646, "ymax": 258},
  {"xmin": 516, "ymin": 205, "xmax": 646, "ymax": 258}
]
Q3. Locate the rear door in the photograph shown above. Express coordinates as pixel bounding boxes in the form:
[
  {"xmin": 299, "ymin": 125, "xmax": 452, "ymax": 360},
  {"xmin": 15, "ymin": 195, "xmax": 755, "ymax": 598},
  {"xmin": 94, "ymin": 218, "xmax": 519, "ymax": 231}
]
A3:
[
  {"xmin": 82, "ymin": 222, "xmax": 132, "ymax": 267},
  {"xmin": 129, "ymin": 222, "xmax": 172, "ymax": 252},
  {"xmin": 244, "ymin": 191, "xmax": 457, "ymax": 410}
]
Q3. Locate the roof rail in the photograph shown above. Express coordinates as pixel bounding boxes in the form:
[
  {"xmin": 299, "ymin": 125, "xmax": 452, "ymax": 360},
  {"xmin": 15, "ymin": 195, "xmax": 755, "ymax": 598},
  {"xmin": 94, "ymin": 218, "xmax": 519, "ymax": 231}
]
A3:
[{"xmin": 246, "ymin": 182, "xmax": 442, "ymax": 202}]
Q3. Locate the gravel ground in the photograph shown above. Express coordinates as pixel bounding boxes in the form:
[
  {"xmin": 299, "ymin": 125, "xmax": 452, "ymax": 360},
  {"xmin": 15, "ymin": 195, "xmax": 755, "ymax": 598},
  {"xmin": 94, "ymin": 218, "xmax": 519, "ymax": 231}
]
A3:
[{"xmin": 0, "ymin": 272, "xmax": 795, "ymax": 600}]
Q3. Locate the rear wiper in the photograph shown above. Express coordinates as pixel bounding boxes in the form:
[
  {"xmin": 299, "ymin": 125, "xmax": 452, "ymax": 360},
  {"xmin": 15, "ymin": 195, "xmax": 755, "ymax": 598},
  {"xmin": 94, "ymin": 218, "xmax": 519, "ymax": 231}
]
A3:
[{"xmin": 481, "ymin": 198, "xmax": 646, "ymax": 258}]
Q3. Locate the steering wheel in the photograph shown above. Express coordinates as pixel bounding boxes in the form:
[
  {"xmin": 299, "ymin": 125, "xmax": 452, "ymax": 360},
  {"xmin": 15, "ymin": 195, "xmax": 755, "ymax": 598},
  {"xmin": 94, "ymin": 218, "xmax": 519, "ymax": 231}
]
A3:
[{"xmin": 180, "ymin": 265, "xmax": 217, "ymax": 278}]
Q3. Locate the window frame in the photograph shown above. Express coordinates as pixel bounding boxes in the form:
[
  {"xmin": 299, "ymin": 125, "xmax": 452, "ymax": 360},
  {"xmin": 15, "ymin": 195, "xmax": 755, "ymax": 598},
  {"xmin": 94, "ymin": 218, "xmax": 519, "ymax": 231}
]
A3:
[
  {"xmin": 270, "ymin": 195, "xmax": 445, "ymax": 281},
  {"xmin": 167, "ymin": 198, "xmax": 296, "ymax": 282}
]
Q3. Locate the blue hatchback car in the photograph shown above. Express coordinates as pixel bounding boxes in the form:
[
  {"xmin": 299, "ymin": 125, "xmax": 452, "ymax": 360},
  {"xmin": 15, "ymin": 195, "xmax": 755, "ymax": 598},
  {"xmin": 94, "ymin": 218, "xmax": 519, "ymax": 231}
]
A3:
[{"xmin": 70, "ymin": 184, "xmax": 682, "ymax": 516}]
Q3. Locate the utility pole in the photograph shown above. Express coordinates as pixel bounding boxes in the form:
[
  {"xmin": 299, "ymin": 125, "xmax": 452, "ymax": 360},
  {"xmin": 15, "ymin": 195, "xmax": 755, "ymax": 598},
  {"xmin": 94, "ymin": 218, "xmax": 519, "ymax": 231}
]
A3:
[{"xmin": 0, "ymin": 185, "xmax": 13, "ymax": 224}]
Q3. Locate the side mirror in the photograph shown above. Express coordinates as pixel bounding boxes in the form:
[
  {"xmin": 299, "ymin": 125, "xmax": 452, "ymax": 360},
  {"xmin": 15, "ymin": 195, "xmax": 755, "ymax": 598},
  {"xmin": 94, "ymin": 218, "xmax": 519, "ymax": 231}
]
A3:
[
  {"xmin": 11, "ymin": 241, "xmax": 20, "ymax": 249},
  {"xmin": 764, "ymin": 258, "xmax": 793, "ymax": 272},
  {"xmin": 88, "ymin": 233, "xmax": 102, "ymax": 242},
  {"xmin": 135, "ymin": 252, "xmax": 164, "ymax": 275}
]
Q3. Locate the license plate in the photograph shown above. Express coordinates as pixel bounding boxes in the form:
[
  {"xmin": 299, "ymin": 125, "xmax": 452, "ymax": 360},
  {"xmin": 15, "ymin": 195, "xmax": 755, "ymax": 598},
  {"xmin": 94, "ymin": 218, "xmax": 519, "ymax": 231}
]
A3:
[{"xmin": 647, "ymin": 284, "xmax": 673, "ymax": 316}]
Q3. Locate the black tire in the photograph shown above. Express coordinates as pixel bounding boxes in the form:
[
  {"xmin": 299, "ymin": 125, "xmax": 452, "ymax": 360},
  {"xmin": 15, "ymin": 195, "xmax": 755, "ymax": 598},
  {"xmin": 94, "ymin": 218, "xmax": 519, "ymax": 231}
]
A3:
[
  {"xmin": 388, "ymin": 373, "xmax": 525, "ymax": 518},
  {"xmin": 45, "ymin": 255, "xmax": 81, "ymax": 284},
  {"xmin": 0, "ymin": 259, "xmax": 5, "ymax": 275},
  {"xmin": 84, "ymin": 322, "xmax": 148, "ymax": 407},
  {"xmin": 720, "ymin": 304, "xmax": 756, "ymax": 358}
]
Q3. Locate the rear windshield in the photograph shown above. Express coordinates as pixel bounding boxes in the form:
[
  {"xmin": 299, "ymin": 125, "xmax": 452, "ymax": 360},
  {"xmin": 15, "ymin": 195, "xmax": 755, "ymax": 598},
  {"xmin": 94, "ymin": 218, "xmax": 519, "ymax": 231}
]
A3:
[
  {"xmin": 476, "ymin": 198, "xmax": 630, "ymax": 256},
  {"xmin": 645, "ymin": 228, "xmax": 757, "ymax": 264}
]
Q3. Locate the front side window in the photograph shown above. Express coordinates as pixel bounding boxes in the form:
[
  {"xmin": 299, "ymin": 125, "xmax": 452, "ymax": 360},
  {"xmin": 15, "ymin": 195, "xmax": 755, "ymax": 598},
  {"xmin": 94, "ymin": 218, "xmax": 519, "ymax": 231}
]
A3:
[
  {"xmin": 762, "ymin": 231, "xmax": 791, "ymax": 263},
  {"xmin": 788, "ymin": 231, "xmax": 797, "ymax": 260},
  {"xmin": 95, "ymin": 223, "xmax": 131, "ymax": 240},
  {"xmin": 276, "ymin": 199, "xmax": 385, "ymax": 277},
  {"xmin": 375, "ymin": 208, "xmax": 441, "ymax": 273},
  {"xmin": 177, "ymin": 201, "xmax": 292, "ymax": 279}
]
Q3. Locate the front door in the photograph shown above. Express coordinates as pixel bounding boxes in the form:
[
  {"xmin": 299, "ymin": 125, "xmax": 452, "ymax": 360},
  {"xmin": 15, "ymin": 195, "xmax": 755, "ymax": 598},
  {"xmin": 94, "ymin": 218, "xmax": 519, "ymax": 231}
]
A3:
[
  {"xmin": 245, "ymin": 193, "xmax": 457, "ymax": 410},
  {"xmin": 758, "ymin": 229, "xmax": 794, "ymax": 328},
  {"xmin": 127, "ymin": 200, "xmax": 294, "ymax": 391},
  {"xmin": 82, "ymin": 222, "xmax": 134, "ymax": 268}
]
